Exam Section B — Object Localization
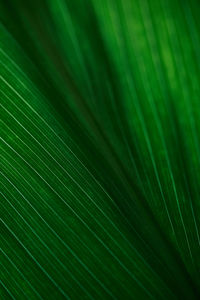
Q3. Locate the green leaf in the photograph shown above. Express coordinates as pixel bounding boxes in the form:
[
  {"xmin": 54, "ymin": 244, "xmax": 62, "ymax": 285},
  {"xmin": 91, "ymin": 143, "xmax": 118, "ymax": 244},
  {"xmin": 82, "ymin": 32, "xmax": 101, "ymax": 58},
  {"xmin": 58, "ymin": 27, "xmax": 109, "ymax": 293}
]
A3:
[{"xmin": 1, "ymin": 0, "xmax": 200, "ymax": 299}]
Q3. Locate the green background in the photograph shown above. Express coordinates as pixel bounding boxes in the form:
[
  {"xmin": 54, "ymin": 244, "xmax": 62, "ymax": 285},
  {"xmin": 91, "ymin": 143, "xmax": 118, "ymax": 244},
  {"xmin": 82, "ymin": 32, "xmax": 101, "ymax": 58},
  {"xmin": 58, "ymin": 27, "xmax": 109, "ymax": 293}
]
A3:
[{"xmin": 1, "ymin": 0, "xmax": 200, "ymax": 298}]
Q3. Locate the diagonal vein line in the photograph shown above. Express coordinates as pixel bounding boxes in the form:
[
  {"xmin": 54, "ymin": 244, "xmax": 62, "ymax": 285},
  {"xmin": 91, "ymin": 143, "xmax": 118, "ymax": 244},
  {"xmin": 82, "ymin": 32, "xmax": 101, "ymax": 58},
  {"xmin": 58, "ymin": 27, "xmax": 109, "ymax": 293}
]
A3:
[
  {"xmin": 0, "ymin": 218, "xmax": 70, "ymax": 299},
  {"xmin": 0, "ymin": 263, "xmax": 30, "ymax": 299},
  {"xmin": 0, "ymin": 153, "xmax": 134, "ymax": 298},
  {"xmin": 0, "ymin": 103, "xmax": 169, "ymax": 284},
  {"xmin": 0, "ymin": 279, "xmax": 16, "ymax": 300},
  {"xmin": 0, "ymin": 248, "xmax": 43, "ymax": 299},
  {"xmin": 0, "ymin": 139, "xmax": 153, "ymax": 298},
  {"xmin": 0, "ymin": 189, "xmax": 94, "ymax": 300}
]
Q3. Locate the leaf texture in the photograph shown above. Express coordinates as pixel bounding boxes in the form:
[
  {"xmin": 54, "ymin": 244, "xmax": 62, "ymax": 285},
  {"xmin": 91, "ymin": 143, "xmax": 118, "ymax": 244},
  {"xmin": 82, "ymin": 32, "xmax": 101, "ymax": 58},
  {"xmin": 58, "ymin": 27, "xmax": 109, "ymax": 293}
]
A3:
[{"xmin": 1, "ymin": 0, "xmax": 200, "ymax": 299}]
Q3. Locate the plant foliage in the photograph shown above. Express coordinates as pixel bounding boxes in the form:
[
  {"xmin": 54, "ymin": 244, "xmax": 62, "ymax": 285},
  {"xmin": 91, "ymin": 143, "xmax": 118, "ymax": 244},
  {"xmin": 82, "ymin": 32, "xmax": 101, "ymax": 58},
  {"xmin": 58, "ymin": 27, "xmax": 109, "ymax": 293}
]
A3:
[{"xmin": 1, "ymin": 0, "xmax": 200, "ymax": 299}]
